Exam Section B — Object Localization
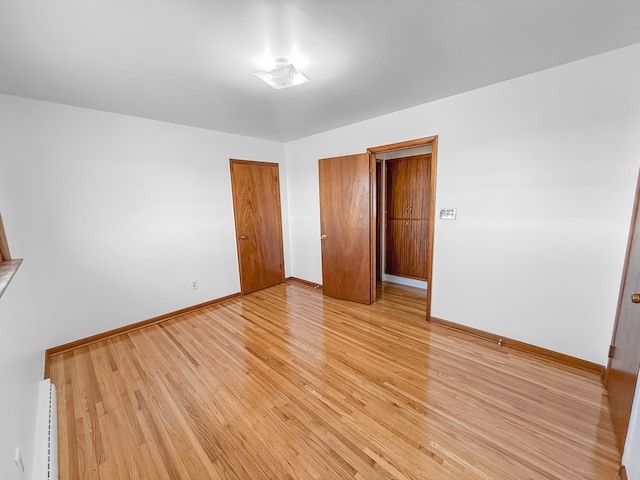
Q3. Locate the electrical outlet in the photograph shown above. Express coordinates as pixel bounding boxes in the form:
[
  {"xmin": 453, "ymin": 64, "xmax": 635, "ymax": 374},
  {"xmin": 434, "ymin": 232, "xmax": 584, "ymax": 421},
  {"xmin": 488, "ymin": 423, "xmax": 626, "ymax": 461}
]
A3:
[
  {"xmin": 14, "ymin": 447, "xmax": 24, "ymax": 480},
  {"xmin": 191, "ymin": 279, "xmax": 199, "ymax": 290}
]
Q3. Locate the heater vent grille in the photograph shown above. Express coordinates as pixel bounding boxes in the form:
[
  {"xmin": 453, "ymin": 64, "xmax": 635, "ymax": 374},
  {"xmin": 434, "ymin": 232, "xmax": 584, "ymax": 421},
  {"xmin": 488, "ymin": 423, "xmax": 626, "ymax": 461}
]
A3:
[{"xmin": 34, "ymin": 379, "xmax": 58, "ymax": 479}]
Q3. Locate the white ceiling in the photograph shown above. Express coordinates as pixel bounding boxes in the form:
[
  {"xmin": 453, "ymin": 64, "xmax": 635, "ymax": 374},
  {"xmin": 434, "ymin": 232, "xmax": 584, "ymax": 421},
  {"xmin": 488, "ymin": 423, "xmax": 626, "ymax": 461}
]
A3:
[{"xmin": 1, "ymin": 0, "xmax": 639, "ymax": 142}]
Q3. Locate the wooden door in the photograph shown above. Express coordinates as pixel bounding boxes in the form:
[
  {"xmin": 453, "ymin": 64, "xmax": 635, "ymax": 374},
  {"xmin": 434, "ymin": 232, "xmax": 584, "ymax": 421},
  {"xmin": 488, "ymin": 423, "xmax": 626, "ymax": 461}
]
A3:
[
  {"xmin": 319, "ymin": 154, "xmax": 374, "ymax": 304},
  {"xmin": 606, "ymin": 173, "xmax": 640, "ymax": 451},
  {"xmin": 386, "ymin": 158, "xmax": 410, "ymax": 218},
  {"xmin": 385, "ymin": 219, "xmax": 407, "ymax": 275},
  {"xmin": 385, "ymin": 219, "xmax": 429, "ymax": 279},
  {"xmin": 410, "ymin": 219, "xmax": 429, "ymax": 278},
  {"xmin": 385, "ymin": 155, "xmax": 430, "ymax": 219},
  {"xmin": 230, "ymin": 160, "xmax": 285, "ymax": 295},
  {"xmin": 405, "ymin": 155, "xmax": 431, "ymax": 218}
]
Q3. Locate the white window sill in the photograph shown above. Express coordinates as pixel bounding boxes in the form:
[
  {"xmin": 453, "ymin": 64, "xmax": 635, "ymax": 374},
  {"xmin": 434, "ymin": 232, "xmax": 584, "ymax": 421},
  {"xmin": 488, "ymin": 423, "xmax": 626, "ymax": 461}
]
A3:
[{"xmin": 0, "ymin": 259, "xmax": 22, "ymax": 298}]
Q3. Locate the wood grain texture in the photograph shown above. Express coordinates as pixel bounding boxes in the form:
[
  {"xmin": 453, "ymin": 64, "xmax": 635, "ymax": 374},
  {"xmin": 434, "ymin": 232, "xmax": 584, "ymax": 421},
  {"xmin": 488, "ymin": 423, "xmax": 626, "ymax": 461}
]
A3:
[
  {"xmin": 369, "ymin": 153, "xmax": 377, "ymax": 304},
  {"xmin": 385, "ymin": 155, "xmax": 430, "ymax": 219},
  {"xmin": 425, "ymin": 136, "xmax": 438, "ymax": 320},
  {"xmin": 385, "ymin": 219, "xmax": 429, "ymax": 280},
  {"xmin": 0, "ymin": 212, "xmax": 11, "ymax": 262},
  {"xmin": 230, "ymin": 159, "xmax": 285, "ymax": 294},
  {"xmin": 285, "ymin": 276, "xmax": 322, "ymax": 291},
  {"xmin": 606, "ymin": 170, "xmax": 640, "ymax": 451},
  {"xmin": 619, "ymin": 465, "xmax": 628, "ymax": 480},
  {"xmin": 319, "ymin": 154, "xmax": 373, "ymax": 304},
  {"xmin": 385, "ymin": 155, "xmax": 431, "ymax": 281},
  {"xmin": 368, "ymin": 136, "xmax": 438, "ymax": 154},
  {"xmin": 44, "ymin": 293, "xmax": 242, "ymax": 363},
  {"xmin": 50, "ymin": 282, "xmax": 620, "ymax": 479}
]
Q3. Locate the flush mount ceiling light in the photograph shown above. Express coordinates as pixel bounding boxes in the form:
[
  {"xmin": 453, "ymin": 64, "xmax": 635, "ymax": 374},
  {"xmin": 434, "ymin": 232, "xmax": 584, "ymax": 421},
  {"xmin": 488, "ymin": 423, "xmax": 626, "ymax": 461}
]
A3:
[{"xmin": 254, "ymin": 57, "xmax": 309, "ymax": 90}]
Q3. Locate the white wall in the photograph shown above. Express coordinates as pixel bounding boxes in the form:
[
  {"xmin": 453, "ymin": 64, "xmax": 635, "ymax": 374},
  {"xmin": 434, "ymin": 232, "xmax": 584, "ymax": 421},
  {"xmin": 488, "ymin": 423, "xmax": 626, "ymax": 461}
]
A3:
[
  {"xmin": 286, "ymin": 43, "xmax": 640, "ymax": 366},
  {"xmin": 0, "ymin": 94, "xmax": 287, "ymax": 479},
  {"xmin": 0, "ymin": 94, "xmax": 289, "ymax": 346},
  {"xmin": 0, "ymin": 274, "xmax": 43, "ymax": 480},
  {"xmin": 0, "ymin": 162, "xmax": 44, "ymax": 480}
]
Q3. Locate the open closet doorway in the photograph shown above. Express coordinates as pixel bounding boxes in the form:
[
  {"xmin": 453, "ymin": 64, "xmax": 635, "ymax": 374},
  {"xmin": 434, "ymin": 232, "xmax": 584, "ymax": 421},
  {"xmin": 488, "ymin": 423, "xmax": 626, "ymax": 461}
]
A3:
[{"xmin": 368, "ymin": 136, "xmax": 438, "ymax": 319}]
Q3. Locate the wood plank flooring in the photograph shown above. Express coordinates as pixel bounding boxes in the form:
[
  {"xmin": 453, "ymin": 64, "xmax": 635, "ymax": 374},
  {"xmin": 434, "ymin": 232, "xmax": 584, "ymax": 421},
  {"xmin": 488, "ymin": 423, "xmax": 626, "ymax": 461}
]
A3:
[{"xmin": 49, "ymin": 282, "xmax": 621, "ymax": 479}]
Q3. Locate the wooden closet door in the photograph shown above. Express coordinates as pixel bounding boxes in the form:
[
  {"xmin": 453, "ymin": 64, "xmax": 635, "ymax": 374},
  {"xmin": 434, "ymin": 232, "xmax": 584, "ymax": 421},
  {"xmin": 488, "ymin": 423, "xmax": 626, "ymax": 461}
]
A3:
[
  {"xmin": 230, "ymin": 160, "xmax": 285, "ymax": 295},
  {"xmin": 386, "ymin": 159, "xmax": 409, "ymax": 218},
  {"xmin": 405, "ymin": 155, "xmax": 431, "ymax": 219},
  {"xmin": 409, "ymin": 219, "xmax": 429, "ymax": 279},
  {"xmin": 385, "ymin": 219, "xmax": 407, "ymax": 275},
  {"xmin": 385, "ymin": 220, "xmax": 428, "ymax": 279},
  {"xmin": 386, "ymin": 155, "xmax": 430, "ymax": 219}
]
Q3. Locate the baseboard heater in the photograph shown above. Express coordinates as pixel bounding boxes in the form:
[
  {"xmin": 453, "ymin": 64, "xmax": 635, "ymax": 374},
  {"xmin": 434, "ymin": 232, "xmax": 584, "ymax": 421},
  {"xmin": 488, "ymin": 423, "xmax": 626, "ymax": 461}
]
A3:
[{"xmin": 33, "ymin": 379, "xmax": 58, "ymax": 479}]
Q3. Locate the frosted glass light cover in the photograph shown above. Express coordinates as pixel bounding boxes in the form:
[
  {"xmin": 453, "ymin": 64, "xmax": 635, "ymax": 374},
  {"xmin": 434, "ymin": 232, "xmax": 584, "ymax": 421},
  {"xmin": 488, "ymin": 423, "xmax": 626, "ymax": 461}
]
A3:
[{"xmin": 254, "ymin": 62, "xmax": 309, "ymax": 89}]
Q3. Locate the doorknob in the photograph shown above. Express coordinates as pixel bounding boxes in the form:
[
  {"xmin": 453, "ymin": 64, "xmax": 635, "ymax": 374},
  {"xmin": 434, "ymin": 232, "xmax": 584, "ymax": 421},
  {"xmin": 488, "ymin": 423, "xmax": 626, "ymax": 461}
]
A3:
[
  {"xmin": 240, "ymin": 235, "xmax": 248, "ymax": 240},
  {"xmin": 320, "ymin": 234, "xmax": 327, "ymax": 240},
  {"xmin": 632, "ymin": 293, "xmax": 640, "ymax": 303}
]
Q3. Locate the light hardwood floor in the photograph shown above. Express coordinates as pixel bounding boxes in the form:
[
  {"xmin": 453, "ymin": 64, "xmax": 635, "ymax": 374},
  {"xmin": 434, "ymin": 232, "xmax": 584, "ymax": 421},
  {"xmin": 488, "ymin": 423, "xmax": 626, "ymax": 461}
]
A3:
[{"xmin": 49, "ymin": 282, "xmax": 620, "ymax": 479}]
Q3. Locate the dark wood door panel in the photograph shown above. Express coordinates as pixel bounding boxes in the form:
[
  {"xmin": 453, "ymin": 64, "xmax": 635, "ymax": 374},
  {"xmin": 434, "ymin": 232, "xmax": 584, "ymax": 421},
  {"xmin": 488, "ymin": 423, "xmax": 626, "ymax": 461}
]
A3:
[
  {"xmin": 386, "ymin": 158, "xmax": 409, "ymax": 219},
  {"xmin": 385, "ymin": 154, "xmax": 431, "ymax": 220},
  {"xmin": 406, "ymin": 154, "xmax": 431, "ymax": 219},
  {"xmin": 606, "ymin": 172, "xmax": 640, "ymax": 451},
  {"xmin": 409, "ymin": 219, "xmax": 429, "ymax": 279},
  {"xmin": 319, "ymin": 154, "xmax": 372, "ymax": 304},
  {"xmin": 230, "ymin": 160, "xmax": 285, "ymax": 295},
  {"xmin": 385, "ymin": 219, "xmax": 405, "ymax": 275},
  {"xmin": 385, "ymin": 219, "xmax": 428, "ymax": 280}
]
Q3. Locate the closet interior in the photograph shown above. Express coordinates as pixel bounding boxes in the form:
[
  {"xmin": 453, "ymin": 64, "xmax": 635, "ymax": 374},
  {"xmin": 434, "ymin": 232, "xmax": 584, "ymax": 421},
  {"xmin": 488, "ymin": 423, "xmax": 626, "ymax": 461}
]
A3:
[{"xmin": 375, "ymin": 146, "xmax": 432, "ymax": 290}]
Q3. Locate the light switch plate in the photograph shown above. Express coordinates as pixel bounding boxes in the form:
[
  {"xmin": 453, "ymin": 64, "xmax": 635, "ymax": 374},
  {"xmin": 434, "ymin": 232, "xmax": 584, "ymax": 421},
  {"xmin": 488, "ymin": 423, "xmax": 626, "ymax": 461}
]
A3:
[{"xmin": 440, "ymin": 208, "xmax": 457, "ymax": 220}]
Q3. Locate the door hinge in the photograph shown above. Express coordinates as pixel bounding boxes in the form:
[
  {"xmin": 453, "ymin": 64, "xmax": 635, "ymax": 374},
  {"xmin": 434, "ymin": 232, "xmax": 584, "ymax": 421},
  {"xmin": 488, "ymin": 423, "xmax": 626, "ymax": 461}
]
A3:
[{"xmin": 608, "ymin": 345, "xmax": 615, "ymax": 359}]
